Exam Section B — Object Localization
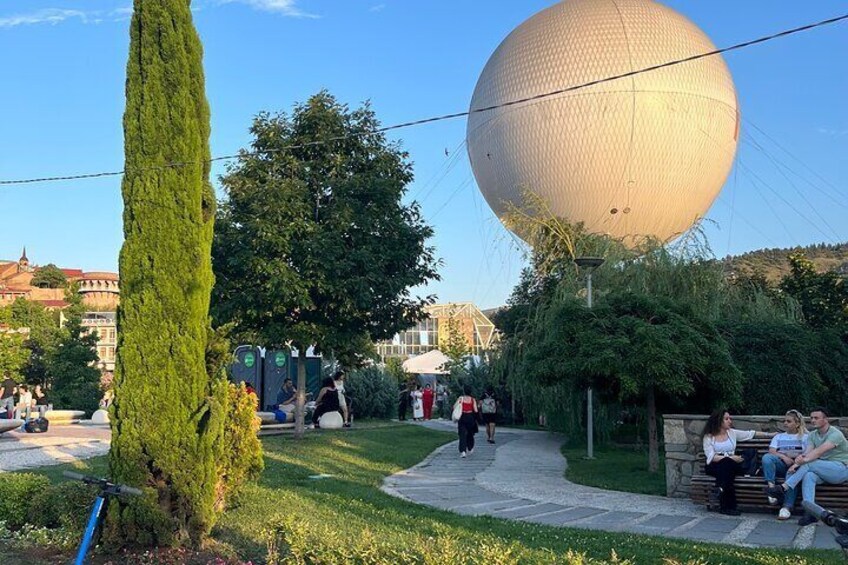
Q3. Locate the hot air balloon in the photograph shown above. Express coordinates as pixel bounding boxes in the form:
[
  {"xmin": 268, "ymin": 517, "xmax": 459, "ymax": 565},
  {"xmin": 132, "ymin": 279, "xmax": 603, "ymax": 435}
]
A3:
[{"xmin": 466, "ymin": 0, "xmax": 739, "ymax": 244}]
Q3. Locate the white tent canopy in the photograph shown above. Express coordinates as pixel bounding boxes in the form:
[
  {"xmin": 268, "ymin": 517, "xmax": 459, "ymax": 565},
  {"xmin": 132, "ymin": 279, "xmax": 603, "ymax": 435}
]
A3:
[{"xmin": 402, "ymin": 349, "xmax": 450, "ymax": 375}]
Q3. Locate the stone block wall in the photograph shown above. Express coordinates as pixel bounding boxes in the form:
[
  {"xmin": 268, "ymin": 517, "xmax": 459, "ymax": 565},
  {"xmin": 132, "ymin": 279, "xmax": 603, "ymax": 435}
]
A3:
[{"xmin": 663, "ymin": 414, "xmax": 848, "ymax": 498}]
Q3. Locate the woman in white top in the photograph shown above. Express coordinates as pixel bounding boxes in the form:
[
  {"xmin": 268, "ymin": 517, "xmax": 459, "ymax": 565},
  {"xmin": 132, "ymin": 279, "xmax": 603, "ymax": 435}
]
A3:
[
  {"xmin": 762, "ymin": 409, "xmax": 808, "ymax": 520},
  {"xmin": 411, "ymin": 385, "xmax": 424, "ymax": 421},
  {"xmin": 702, "ymin": 409, "xmax": 770, "ymax": 516}
]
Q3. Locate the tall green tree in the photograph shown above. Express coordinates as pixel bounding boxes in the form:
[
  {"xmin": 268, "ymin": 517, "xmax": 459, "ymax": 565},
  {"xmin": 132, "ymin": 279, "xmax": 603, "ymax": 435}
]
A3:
[
  {"xmin": 517, "ymin": 291, "xmax": 741, "ymax": 472},
  {"xmin": 106, "ymin": 0, "xmax": 222, "ymax": 547},
  {"xmin": 213, "ymin": 91, "xmax": 440, "ymax": 437},
  {"xmin": 31, "ymin": 264, "xmax": 68, "ymax": 289},
  {"xmin": 49, "ymin": 288, "xmax": 101, "ymax": 414}
]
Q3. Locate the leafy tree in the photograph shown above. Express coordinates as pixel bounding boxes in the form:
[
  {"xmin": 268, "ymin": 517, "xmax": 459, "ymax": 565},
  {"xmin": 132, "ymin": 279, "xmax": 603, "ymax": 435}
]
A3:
[
  {"xmin": 31, "ymin": 264, "xmax": 68, "ymax": 289},
  {"xmin": 441, "ymin": 307, "xmax": 470, "ymax": 364},
  {"xmin": 780, "ymin": 252, "xmax": 848, "ymax": 335},
  {"xmin": 518, "ymin": 292, "xmax": 740, "ymax": 472},
  {"xmin": 212, "ymin": 91, "xmax": 440, "ymax": 437},
  {"xmin": 106, "ymin": 0, "xmax": 222, "ymax": 548},
  {"xmin": 0, "ymin": 332, "xmax": 27, "ymax": 381},
  {"xmin": 5, "ymin": 299, "xmax": 63, "ymax": 387},
  {"xmin": 722, "ymin": 320, "xmax": 825, "ymax": 415},
  {"xmin": 48, "ymin": 292, "xmax": 101, "ymax": 415}
]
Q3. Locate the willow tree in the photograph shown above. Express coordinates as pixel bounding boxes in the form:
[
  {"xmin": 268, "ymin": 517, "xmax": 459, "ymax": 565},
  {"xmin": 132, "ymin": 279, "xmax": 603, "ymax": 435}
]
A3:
[{"xmin": 106, "ymin": 0, "xmax": 222, "ymax": 547}]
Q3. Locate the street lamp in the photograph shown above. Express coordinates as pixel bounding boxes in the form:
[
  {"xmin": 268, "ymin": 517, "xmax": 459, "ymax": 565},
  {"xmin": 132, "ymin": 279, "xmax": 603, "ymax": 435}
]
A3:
[{"xmin": 574, "ymin": 256, "xmax": 604, "ymax": 459}]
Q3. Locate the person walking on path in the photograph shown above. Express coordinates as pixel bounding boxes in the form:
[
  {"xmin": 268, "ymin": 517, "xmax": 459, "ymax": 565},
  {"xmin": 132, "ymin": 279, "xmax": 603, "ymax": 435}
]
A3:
[
  {"xmin": 767, "ymin": 406, "xmax": 848, "ymax": 526},
  {"xmin": 454, "ymin": 386, "xmax": 479, "ymax": 458},
  {"xmin": 422, "ymin": 383, "xmax": 434, "ymax": 420},
  {"xmin": 702, "ymin": 409, "xmax": 770, "ymax": 516},
  {"xmin": 762, "ymin": 409, "xmax": 808, "ymax": 520},
  {"xmin": 479, "ymin": 389, "xmax": 497, "ymax": 444},
  {"xmin": 1, "ymin": 372, "xmax": 16, "ymax": 419},
  {"xmin": 411, "ymin": 384, "xmax": 424, "ymax": 421}
]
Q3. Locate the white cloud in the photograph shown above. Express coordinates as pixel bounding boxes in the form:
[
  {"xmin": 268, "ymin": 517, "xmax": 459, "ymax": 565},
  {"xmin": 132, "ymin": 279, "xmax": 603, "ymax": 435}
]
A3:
[
  {"xmin": 0, "ymin": 8, "xmax": 89, "ymax": 28},
  {"xmin": 817, "ymin": 127, "xmax": 848, "ymax": 138},
  {"xmin": 220, "ymin": 0, "xmax": 318, "ymax": 18},
  {"xmin": 369, "ymin": 4, "xmax": 386, "ymax": 12}
]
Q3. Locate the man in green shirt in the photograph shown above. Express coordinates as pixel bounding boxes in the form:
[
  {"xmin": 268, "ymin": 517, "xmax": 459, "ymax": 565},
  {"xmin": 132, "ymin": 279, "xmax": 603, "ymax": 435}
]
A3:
[{"xmin": 767, "ymin": 406, "xmax": 848, "ymax": 526}]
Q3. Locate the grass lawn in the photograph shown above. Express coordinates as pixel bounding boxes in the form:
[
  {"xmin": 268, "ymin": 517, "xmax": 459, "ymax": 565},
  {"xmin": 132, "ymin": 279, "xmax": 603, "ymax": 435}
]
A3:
[
  {"xmin": 5, "ymin": 424, "xmax": 840, "ymax": 564},
  {"xmin": 561, "ymin": 444, "xmax": 667, "ymax": 496}
]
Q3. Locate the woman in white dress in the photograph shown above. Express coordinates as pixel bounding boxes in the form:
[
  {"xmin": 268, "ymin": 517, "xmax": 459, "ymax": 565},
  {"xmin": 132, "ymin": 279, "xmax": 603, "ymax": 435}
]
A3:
[{"xmin": 411, "ymin": 384, "xmax": 424, "ymax": 421}]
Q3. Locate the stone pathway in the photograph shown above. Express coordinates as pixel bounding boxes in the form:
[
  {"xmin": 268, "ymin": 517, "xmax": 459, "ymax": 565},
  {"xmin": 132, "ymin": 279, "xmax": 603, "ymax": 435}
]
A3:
[
  {"xmin": 0, "ymin": 424, "xmax": 110, "ymax": 472},
  {"xmin": 382, "ymin": 422, "xmax": 842, "ymax": 551}
]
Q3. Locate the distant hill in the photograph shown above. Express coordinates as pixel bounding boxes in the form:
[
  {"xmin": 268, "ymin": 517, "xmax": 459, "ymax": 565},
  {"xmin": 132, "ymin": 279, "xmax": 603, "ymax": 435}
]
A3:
[{"xmin": 722, "ymin": 242, "xmax": 848, "ymax": 282}]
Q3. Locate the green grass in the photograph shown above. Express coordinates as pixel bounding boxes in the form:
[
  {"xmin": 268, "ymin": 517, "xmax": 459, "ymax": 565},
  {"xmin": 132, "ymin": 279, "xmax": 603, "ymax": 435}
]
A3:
[
  {"xmin": 5, "ymin": 425, "xmax": 840, "ymax": 564},
  {"xmin": 561, "ymin": 444, "xmax": 667, "ymax": 496}
]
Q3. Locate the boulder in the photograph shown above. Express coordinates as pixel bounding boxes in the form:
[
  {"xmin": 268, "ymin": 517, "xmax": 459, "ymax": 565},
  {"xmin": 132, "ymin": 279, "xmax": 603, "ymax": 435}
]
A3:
[
  {"xmin": 318, "ymin": 411, "xmax": 344, "ymax": 429},
  {"xmin": 91, "ymin": 409, "xmax": 110, "ymax": 424}
]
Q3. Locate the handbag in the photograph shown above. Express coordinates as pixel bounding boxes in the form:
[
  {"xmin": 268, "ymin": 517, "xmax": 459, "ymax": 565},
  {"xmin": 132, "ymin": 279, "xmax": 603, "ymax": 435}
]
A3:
[{"xmin": 451, "ymin": 400, "xmax": 463, "ymax": 422}]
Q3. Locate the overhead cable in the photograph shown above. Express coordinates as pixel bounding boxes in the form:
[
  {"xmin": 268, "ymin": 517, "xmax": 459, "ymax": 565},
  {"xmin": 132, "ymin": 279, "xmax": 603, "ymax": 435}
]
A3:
[{"xmin": 1, "ymin": 12, "xmax": 847, "ymax": 187}]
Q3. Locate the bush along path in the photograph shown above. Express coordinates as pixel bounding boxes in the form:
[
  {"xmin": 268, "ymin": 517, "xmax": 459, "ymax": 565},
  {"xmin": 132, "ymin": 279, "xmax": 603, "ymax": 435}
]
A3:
[{"xmin": 384, "ymin": 421, "xmax": 842, "ymax": 552}]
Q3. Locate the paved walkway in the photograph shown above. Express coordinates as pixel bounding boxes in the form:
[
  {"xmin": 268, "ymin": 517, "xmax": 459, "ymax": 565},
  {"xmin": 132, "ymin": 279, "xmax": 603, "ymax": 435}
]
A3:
[
  {"xmin": 382, "ymin": 422, "xmax": 841, "ymax": 551},
  {"xmin": 0, "ymin": 424, "xmax": 110, "ymax": 472}
]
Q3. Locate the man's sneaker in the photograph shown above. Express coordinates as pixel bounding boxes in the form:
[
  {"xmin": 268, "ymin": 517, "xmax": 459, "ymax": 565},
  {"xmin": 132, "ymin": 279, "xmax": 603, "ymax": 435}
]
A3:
[
  {"xmin": 764, "ymin": 485, "xmax": 785, "ymax": 505},
  {"xmin": 778, "ymin": 507, "xmax": 791, "ymax": 521},
  {"xmin": 767, "ymin": 495, "xmax": 778, "ymax": 505},
  {"xmin": 798, "ymin": 513, "xmax": 818, "ymax": 527},
  {"xmin": 460, "ymin": 451, "xmax": 466, "ymax": 459}
]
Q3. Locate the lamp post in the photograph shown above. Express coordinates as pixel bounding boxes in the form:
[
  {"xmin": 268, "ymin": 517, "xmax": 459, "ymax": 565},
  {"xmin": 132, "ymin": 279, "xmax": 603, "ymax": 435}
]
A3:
[{"xmin": 574, "ymin": 256, "xmax": 604, "ymax": 459}]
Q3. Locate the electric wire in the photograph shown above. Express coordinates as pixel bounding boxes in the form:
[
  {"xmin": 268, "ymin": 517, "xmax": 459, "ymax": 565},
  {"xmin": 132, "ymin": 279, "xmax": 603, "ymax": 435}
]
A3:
[{"xmin": 2, "ymin": 11, "xmax": 847, "ymax": 186}]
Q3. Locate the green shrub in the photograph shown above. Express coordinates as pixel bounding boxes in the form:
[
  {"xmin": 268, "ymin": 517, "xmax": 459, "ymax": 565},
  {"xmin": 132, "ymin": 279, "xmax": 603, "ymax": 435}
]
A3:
[
  {"xmin": 0, "ymin": 473, "xmax": 50, "ymax": 529},
  {"xmin": 345, "ymin": 367, "xmax": 397, "ymax": 419},
  {"xmin": 28, "ymin": 481, "xmax": 98, "ymax": 532},
  {"xmin": 216, "ymin": 381, "xmax": 264, "ymax": 509}
]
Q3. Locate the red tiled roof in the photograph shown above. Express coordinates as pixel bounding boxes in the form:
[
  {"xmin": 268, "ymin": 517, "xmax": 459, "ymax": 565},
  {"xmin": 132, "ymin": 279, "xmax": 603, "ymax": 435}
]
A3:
[{"xmin": 59, "ymin": 269, "xmax": 85, "ymax": 277}]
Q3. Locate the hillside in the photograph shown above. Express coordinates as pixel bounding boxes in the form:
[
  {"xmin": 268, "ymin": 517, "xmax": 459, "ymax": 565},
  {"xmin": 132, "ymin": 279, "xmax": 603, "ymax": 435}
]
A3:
[{"xmin": 722, "ymin": 242, "xmax": 848, "ymax": 282}]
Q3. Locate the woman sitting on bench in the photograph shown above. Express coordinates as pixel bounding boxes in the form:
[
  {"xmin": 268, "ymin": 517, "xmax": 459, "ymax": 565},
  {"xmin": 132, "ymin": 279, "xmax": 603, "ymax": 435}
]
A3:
[
  {"xmin": 702, "ymin": 409, "xmax": 770, "ymax": 516},
  {"xmin": 763, "ymin": 409, "xmax": 808, "ymax": 520},
  {"xmin": 311, "ymin": 377, "xmax": 342, "ymax": 428}
]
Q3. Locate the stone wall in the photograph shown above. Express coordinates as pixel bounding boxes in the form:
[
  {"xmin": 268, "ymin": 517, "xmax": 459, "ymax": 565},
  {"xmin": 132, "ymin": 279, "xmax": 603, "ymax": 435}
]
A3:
[{"xmin": 663, "ymin": 414, "xmax": 848, "ymax": 498}]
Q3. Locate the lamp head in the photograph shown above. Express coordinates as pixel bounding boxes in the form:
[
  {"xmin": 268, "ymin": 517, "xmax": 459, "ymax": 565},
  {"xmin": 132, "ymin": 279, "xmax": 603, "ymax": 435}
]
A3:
[{"xmin": 573, "ymin": 257, "xmax": 605, "ymax": 270}]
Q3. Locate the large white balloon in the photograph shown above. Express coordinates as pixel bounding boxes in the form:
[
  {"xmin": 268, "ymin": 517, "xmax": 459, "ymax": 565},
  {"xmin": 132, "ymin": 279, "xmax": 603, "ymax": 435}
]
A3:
[{"xmin": 467, "ymin": 0, "xmax": 739, "ymax": 244}]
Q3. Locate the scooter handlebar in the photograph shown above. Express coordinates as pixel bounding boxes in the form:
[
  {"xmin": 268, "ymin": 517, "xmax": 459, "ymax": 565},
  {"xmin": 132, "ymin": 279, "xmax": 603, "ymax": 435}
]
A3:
[
  {"xmin": 803, "ymin": 501, "xmax": 848, "ymax": 535},
  {"xmin": 62, "ymin": 471, "xmax": 143, "ymax": 496}
]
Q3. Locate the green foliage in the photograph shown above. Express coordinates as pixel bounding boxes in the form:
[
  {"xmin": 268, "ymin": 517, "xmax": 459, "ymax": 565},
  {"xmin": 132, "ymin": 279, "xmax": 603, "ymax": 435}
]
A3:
[
  {"xmin": 561, "ymin": 445, "xmax": 666, "ymax": 496},
  {"xmin": 344, "ymin": 366, "xmax": 397, "ymax": 419},
  {"xmin": 217, "ymin": 382, "xmax": 264, "ymax": 509},
  {"xmin": 0, "ymin": 331, "xmax": 27, "ymax": 380},
  {"xmin": 0, "ymin": 473, "xmax": 50, "ymax": 529},
  {"xmin": 107, "ymin": 0, "xmax": 221, "ymax": 548},
  {"xmin": 212, "ymin": 91, "xmax": 440, "ymax": 434},
  {"xmin": 441, "ymin": 307, "xmax": 470, "ymax": 364},
  {"xmin": 780, "ymin": 252, "xmax": 848, "ymax": 334},
  {"xmin": 383, "ymin": 357, "xmax": 408, "ymax": 385},
  {"xmin": 723, "ymin": 320, "xmax": 826, "ymax": 414},
  {"xmin": 28, "ymin": 482, "xmax": 99, "ymax": 533},
  {"xmin": 48, "ymin": 295, "xmax": 101, "ymax": 415},
  {"xmin": 30, "ymin": 264, "xmax": 68, "ymax": 289}
]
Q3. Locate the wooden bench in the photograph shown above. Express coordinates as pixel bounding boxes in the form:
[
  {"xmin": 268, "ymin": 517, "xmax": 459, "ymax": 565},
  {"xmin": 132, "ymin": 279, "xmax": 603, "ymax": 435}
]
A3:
[{"xmin": 691, "ymin": 438, "xmax": 848, "ymax": 513}]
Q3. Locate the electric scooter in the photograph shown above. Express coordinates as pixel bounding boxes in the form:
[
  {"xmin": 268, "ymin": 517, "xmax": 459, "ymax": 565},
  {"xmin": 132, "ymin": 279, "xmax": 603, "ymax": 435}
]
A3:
[
  {"xmin": 62, "ymin": 471, "xmax": 143, "ymax": 565},
  {"xmin": 803, "ymin": 500, "xmax": 848, "ymax": 560}
]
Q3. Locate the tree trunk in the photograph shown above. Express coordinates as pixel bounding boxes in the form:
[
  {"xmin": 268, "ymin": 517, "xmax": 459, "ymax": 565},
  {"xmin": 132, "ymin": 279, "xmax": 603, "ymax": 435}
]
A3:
[
  {"xmin": 294, "ymin": 345, "xmax": 307, "ymax": 439},
  {"xmin": 646, "ymin": 384, "xmax": 659, "ymax": 473}
]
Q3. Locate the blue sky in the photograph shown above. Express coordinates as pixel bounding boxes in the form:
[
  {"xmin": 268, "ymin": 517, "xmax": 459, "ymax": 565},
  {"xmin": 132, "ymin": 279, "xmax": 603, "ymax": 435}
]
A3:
[{"xmin": 1, "ymin": 1, "xmax": 846, "ymax": 309}]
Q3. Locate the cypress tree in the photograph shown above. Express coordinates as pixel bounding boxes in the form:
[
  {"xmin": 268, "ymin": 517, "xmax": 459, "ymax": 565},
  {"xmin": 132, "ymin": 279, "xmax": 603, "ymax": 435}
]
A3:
[{"xmin": 106, "ymin": 0, "xmax": 222, "ymax": 546}]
